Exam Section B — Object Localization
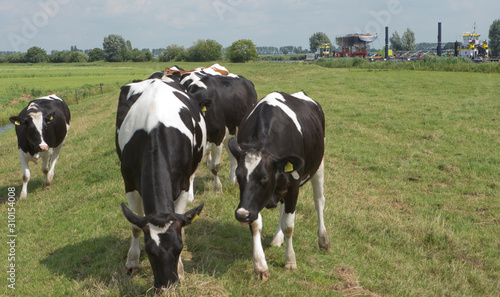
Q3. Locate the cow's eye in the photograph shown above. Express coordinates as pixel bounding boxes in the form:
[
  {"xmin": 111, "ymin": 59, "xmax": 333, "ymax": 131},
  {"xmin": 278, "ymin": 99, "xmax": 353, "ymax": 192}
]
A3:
[{"xmin": 260, "ymin": 175, "xmax": 269, "ymax": 184}]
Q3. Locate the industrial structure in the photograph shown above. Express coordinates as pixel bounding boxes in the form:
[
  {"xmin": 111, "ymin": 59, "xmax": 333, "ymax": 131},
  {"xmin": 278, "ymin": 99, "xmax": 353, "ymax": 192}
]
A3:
[{"xmin": 335, "ymin": 33, "xmax": 377, "ymax": 57}]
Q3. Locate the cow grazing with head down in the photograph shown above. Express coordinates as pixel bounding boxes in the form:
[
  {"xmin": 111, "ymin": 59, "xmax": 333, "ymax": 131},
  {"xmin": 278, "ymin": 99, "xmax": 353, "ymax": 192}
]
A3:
[
  {"xmin": 187, "ymin": 74, "xmax": 257, "ymax": 193},
  {"xmin": 228, "ymin": 91, "xmax": 331, "ymax": 280},
  {"xmin": 115, "ymin": 78, "xmax": 208, "ymax": 291},
  {"xmin": 9, "ymin": 95, "xmax": 70, "ymax": 200}
]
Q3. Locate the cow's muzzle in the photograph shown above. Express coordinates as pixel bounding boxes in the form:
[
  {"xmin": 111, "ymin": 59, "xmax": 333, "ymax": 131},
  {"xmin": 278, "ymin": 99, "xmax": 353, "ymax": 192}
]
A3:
[{"xmin": 235, "ymin": 208, "xmax": 251, "ymax": 223}]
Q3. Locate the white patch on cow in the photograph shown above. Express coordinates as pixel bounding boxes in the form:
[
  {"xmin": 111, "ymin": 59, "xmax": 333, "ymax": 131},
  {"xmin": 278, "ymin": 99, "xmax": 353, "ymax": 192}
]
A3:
[
  {"xmin": 209, "ymin": 63, "xmax": 228, "ymax": 73},
  {"xmin": 246, "ymin": 92, "xmax": 302, "ymax": 135},
  {"xmin": 29, "ymin": 111, "xmax": 48, "ymax": 149},
  {"xmin": 199, "ymin": 68, "xmax": 220, "ymax": 76},
  {"xmin": 117, "ymin": 80, "xmax": 195, "ymax": 151},
  {"xmin": 147, "ymin": 221, "xmax": 173, "ymax": 247},
  {"xmin": 291, "ymin": 91, "xmax": 316, "ymax": 104},
  {"xmin": 181, "ymin": 72, "xmax": 203, "ymax": 86},
  {"xmin": 126, "ymin": 79, "xmax": 152, "ymax": 99},
  {"xmin": 28, "ymin": 102, "xmax": 39, "ymax": 110},
  {"xmin": 244, "ymin": 152, "xmax": 262, "ymax": 182},
  {"xmin": 227, "ymin": 73, "xmax": 239, "ymax": 78},
  {"xmin": 193, "ymin": 79, "xmax": 207, "ymax": 89},
  {"xmin": 46, "ymin": 94, "xmax": 63, "ymax": 101}
]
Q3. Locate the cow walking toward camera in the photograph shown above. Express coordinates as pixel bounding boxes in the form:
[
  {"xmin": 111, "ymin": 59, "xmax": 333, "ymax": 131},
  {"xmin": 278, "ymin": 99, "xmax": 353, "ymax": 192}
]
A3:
[
  {"xmin": 116, "ymin": 79, "xmax": 208, "ymax": 291},
  {"xmin": 10, "ymin": 95, "xmax": 70, "ymax": 200},
  {"xmin": 228, "ymin": 91, "xmax": 331, "ymax": 280}
]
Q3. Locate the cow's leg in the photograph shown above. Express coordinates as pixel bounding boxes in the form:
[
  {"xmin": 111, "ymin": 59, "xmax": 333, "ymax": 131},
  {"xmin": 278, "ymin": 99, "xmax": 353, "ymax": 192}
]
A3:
[
  {"xmin": 205, "ymin": 142, "xmax": 213, "ymax": 169},
  {"xmin": 188, "ymin": 174, "xmax": 195, "ymax": 203},
  {"xmin": 174, "ymin": 187, "xmax": 192, "ymax": 282},
  {"xmin": 311, "ymin": 159, "xmax": 331, "ymax": 250},
  {"xmin": 44, "ymin": 142, "xmax": 64, "ymax": 189},
  {"xmin": 209, "ymin": 143, "xmax": 223, "ymax": 194},
  {"xmin": 41, "ymin": 151, "xmax": 51, "ymax": 189},
  {"xmin": 270, "ymin": 203, "xmax": 285, "ymax": 247},
  {"xmin": 223, "ymin": 131, "xmax": 238, "ymax": 186},
  {"xmin": 281, "ymin": 210, "xmax": 297, "ymax": 270},
  {"xmin": 126, "ymin": 190, "xmax": 144, "ymax": 272},
  {"xmin": 18, "ymin": 150, "xmax": 30, "ymax": 200},
  {"xmin": 251, "ymin": 213, "xmax": 269, "ymax": 281}
]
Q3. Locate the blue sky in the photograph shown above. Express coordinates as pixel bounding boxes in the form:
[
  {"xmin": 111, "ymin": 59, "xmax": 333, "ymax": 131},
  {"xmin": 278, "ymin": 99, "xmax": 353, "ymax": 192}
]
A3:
[{"xmin": 1, "ymin": 0, "xmax": 499, "ymax": 52}]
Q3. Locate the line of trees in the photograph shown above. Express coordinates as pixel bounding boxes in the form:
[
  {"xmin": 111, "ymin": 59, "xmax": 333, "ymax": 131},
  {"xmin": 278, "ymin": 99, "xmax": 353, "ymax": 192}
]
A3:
[{"xmin": 0, "ymin": 34, "xmax": 261, "ymax": 64}]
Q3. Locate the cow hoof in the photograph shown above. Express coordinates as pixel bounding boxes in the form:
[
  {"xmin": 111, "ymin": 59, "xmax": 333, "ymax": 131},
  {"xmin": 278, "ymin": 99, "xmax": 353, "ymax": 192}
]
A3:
[
  {"xmin": 256, "ymin": 270, "xmax": 270, "ymax": 282},
  {"xmin": 44, "ymin": 185, "xmax": 51, "ymax": 191},
  {"xmin": 126, "ymin": 266, "xmax": 141, "ymax": 274},
  {"xmin": 319, "ymin": 237, "xmax": 331, "ymax": 251},
  {"xmin": 19, "ymin": 193, "xmax": 27, "ymax": 200},
  {"xmin": 285, "ymin": 263, "xmax": 297, "ymax": 270}
]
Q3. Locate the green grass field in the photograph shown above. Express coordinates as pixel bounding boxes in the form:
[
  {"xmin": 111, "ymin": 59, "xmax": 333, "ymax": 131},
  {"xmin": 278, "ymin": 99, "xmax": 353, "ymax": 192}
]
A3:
[{"xmin": 0, "ymin": 62, "xmax": 499, "ymax": 296}]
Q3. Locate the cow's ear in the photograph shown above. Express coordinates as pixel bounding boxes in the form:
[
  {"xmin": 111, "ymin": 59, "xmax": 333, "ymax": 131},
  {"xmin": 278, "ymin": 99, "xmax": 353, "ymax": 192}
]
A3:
[
  {"xmin": 228, "ymin": 138, "xmax": 243, "ymax": 159},
  {"xmin": 182, "ymin": 203, "xmax": 204, "ymax": 227},
  {"xmin": 44, "ymin": 112, "xmax": 55, "ymax": 122},
  {"xmin": 275, "ymin": 155, "xmax": 304, "ymax": 174},
  {"xmin": 121, "ymin": 202, "xmax": 149, "ymax": 229},
  {"xmin": 198, "ymin": 99, "xmax": 212, "ymax": 114},
  {"xmin": 9, "ymin": 116, "xmax": 24, "ymax": 126}
]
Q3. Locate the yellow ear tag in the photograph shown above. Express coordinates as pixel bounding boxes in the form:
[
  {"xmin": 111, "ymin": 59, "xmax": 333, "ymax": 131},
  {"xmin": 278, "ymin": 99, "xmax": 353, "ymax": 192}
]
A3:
[
  {"xmin": 202, "ymin": 106, "xmax": 207, "ymax": 112},
  {"xmin": 284, "ymin": 162, "xmax": 293, "ymax": 172},
  {"xmin": 14, "ymin": 120, "xmax": 21, "ymax": 126},
  {"xmin": 50, "ymin": 116, "xmax": 53, "ymax": 121},
  {"xmin": 191, "ymin": 214, "xmax": 199, "ymax": 223}
]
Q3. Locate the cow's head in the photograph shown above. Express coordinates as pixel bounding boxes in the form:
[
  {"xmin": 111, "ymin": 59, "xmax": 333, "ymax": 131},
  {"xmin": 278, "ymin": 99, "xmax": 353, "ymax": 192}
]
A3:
[
  {"xmin": 10, "ymin": 109, "xmax": 55, "ymax": 152},
  {"xmin": 228, "ymin": 138, "xmax": 304, "ymax": 224},
  {"xmin": 121, "ymin": 202, "xmax": 204, "ymax": 291}
]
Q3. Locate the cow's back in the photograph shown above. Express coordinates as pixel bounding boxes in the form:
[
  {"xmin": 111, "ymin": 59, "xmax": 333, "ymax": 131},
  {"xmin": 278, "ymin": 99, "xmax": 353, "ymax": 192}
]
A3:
[{"xmin": 116, "ymin": 79, "xmax": 206, "ymax": 207}]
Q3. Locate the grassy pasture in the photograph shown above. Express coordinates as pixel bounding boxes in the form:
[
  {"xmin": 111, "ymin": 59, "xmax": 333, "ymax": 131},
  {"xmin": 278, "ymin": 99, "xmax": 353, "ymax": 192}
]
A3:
[{"xmin": 0, "ymin": 62, "xmax": 499, "ymax": 296}]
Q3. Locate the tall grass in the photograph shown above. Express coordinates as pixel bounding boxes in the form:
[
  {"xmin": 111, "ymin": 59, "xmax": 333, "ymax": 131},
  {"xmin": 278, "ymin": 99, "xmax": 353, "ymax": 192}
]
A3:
[
  {"xmin": 316, "ymin": 56, "xmax": 500, "ymax": 73},
  {"xmin": 0, "ymin": 62, "xmax": 499, "ymax": 296}
]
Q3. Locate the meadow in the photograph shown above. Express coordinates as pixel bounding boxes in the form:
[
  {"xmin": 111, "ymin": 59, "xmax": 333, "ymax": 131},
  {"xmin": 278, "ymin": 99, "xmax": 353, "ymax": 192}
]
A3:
[{"xmin": 0, "ymin": 62, "xmax": 499, "ymax": 296}]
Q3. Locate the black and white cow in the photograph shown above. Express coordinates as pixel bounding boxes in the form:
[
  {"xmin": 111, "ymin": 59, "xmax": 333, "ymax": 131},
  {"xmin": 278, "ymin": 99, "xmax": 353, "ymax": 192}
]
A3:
[
  {"xmin": 187, "ymin": 74, "xmax": 257, "ymax": 193},
  {"xmin": 228, "ymin": 91, "xmax": 331, "ymax": 280},
  {"xmin": 9, "ymin": 95, "xmax": 70, "ymax": 200},
  {"xmin": 115, "ymin": 79, "xmax": 208, "ymax": 290}
]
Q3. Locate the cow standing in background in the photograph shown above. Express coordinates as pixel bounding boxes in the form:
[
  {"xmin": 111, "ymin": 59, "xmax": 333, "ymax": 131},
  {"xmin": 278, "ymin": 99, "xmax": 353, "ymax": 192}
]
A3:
[
  {"xmin": 228, "ymin": 91, "xmax": 331, "ymax": 280},
  {"xmin": 187, "ymin": 74, "xmax": 257, "ymax": 193},
  {"xmin": 9, "ymin": 95, "xmax": 70, "ymax": 200},
  {"xmin": 116, "ymin": 79, "xmax": 208, "ymax": 291}
]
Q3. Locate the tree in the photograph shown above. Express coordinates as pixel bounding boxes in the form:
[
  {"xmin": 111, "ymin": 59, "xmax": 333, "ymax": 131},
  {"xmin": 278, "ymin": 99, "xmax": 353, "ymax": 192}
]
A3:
[
  {"xmin": 226, "ymin": 39, "xmax": 258, "ymax": 63},
  {"xmin": 390, "ymin": 31, "xmax": 403, "ymax": 51},
  {"xmin": 130, "ymin": 48, "xmax": 146, "ymax": 62},
  {"xmin": 401, "ymin": 28, "xmax": 416, "ymax": 51},
  {"xmin": 489, "ymin": 19, "xmax": 500, "ymax": 57},
  {"xmin": 88, "ymin": 48, "xmax": 104, "ymax": 62},
  {"xmin": 159, "ymin": 44, "xmax": 186, "ymax": 62},
  {"xmin": 49, "ymin": 51, "xmax": 69, "ymax": 63},
  {"xmin": 103, "ymin": 34, "xmax": 130, "ymax": 62},
  {"xmin": 69, "ymin": 51, "xmax": 88, "ymax": 62},
  {"xmin": 187, "ymin": 39, "xmax": 222, "ymax": 62},
  {"xmin": 309, "ymin": 32, "xmax": 331, "ymax": 52},
  {"xmin": 25, "ymin": 46, "xmax": 48, "ymax": 63}
]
